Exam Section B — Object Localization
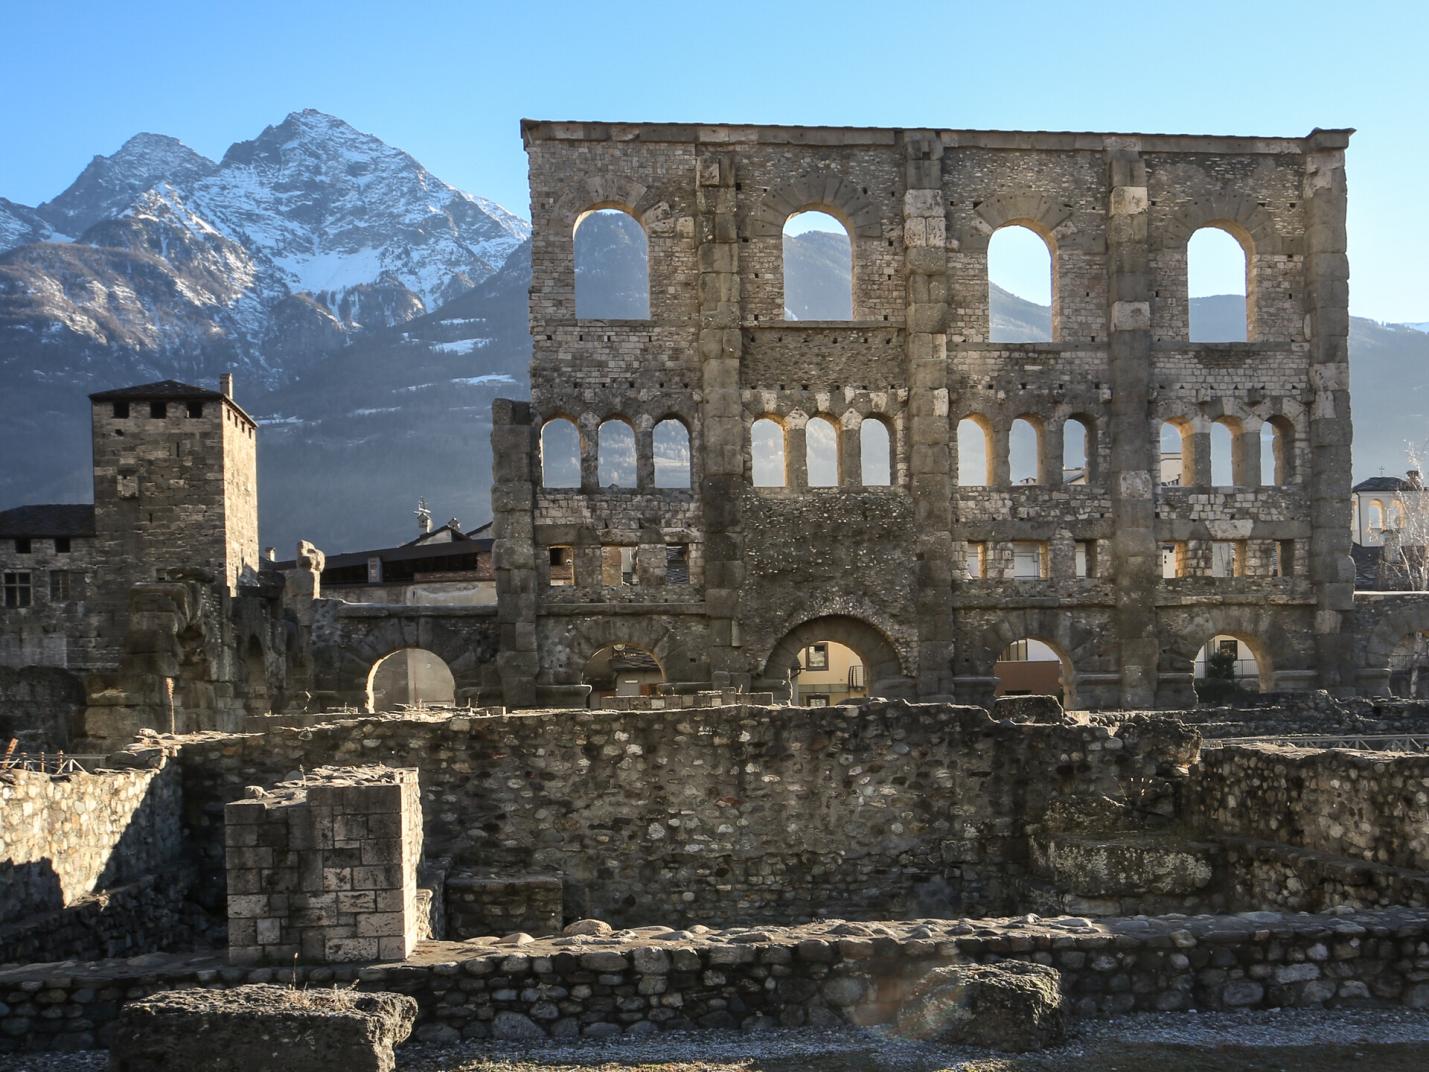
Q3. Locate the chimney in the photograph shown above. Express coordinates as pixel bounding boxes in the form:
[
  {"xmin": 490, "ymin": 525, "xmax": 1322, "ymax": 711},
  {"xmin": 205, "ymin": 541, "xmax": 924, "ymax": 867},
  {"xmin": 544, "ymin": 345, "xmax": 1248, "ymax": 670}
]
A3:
[
  {"xmin": 219, "ymin": 372, "xmax": 233, "ymax": 399},
  {"xmin": 263, "ymin": 546, "xmax": 276, "ymax": 562},
  {"xmin": 1408, "ymin": 469, "xmax": 1423, "ymax": 489}
]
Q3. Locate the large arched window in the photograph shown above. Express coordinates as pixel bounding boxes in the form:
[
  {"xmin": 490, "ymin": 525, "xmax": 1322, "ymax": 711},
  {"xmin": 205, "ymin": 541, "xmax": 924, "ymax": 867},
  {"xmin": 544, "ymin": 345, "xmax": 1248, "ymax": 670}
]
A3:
[
  {"xmin": 1210, "ymin": 418, "xmax": 1239, "ymax": 487},
  {"xmin": 574, "ymin": 208, "xmax": 649, "ymax": 319},
  {"xmin": 958, "ymin": 417, "xmax": 993, "ymax": 487},
  {"xmin": 805, "ymin": 416, "xmax": 840, "ymax": 487},
  {"xmin": 1009, "ymin": 417, "xmax": 1042, "ymax": 485},
  {"xmin": 653, "ymin": 418, "xmax": 691, "ymax": 489},
  {"xmin": 1188, "ymin": 226, "xmax": 1249, "ymax": 342},
  {"xmin": 751, "ymin": 418, "xmax": 786, "ymax": 487},
  {"xmin": 988, "ymin": 225, "xmax": 1053, "ymax": 342},
  {"xmin": 860, "ymin": 416, "xmax": 892, "ymax": 486},
  {"xmin": 1063, "ymin": 417, "xmax": 1093, "ymax": 484},
  {"xmin": 783, "ymin": 210, "xmax": 852, "ymax": 321},
  {"xmin": 367, "ymin": 648, "xmax": 456, "ymax": 711},
  {"xmin": 541, "ymin": 418, "xmax": 581, "ymax": 488},
  {"xmin": 597, "ymin": 418, "xmax": 637, "ymax": 487}
]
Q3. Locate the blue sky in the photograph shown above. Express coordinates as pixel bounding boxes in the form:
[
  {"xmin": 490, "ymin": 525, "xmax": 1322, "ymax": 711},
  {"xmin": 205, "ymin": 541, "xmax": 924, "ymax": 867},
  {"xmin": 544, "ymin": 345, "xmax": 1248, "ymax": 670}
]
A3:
[{"xmin": 2, "ymin": 0, "xmax": 1425, "ymax": 320}]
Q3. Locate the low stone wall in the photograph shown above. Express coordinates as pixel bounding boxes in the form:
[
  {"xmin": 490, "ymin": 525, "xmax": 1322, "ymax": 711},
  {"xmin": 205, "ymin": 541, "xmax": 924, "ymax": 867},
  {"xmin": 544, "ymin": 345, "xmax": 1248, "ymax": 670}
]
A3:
[
  {"xmin": 1191, "ymin": 745, "xmax": 1429, "ymax": 872},
  {"xmin": 0, "ymin": 760, "xmax": 183, "ymax": 935},
  {"xmin": 444, "ymin": 874, "xmax": 563, "ymax": 939},
  {"xmin": 170, "ymin": 702, "xmax": 1199, "ymax": 928},
  {"xmin": 1, "ymin": 909, "xmax": 1425, "ymax": 1052}
]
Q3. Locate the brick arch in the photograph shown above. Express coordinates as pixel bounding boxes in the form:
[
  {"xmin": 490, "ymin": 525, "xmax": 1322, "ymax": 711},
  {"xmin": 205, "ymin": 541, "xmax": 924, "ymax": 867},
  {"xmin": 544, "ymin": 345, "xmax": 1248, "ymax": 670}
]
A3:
[
  {"xmin": 956, "ymin": 610, "xmax": 1104, "ymax": 692},
  {"xmin": 316, "ymin": 612, "xmax": 499, "ymax": 710},
  {"xmin": 1159, "ymin": 609, "xmax": 1287, "ymax": 693},
  {"xmin": 745, "ymin": 176, "xmax": 883, "ymax": 240},
  {"xmin": 758, "ymin": 614, "xmax": 910, "ymax": 696},
  {"xmin": 566, "ymin": 617, "xmax": 691, "ymax": 683},
  {"xmin": 554, "ymin": 176, "xmax": 652, "ymax": 230},
  {"xmin": 1164, "ymin": 194, "xmax": 1284, "ymax": 255}
]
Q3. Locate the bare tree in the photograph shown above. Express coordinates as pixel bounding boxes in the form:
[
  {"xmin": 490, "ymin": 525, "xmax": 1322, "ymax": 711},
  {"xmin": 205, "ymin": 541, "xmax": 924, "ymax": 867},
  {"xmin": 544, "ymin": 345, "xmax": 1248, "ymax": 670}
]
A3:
[{"xmin": 1384, "ymin": 444, "xmax": 1429, "ymax": 695}]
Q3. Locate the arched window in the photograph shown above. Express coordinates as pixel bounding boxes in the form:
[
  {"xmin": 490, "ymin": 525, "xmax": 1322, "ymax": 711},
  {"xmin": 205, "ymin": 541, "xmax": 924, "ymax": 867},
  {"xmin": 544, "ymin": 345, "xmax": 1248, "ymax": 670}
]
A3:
[
  {"xmin": 574, "ymin": 208, "xmax": 649, "ymax": 319},
  {"xmin": 958, "ymin": 417, "xmax": 993, "ymax": 487},
  {"xmin": 367, "ymin": 648, "xmax": 456, "ymax": 711},
  {"xmin": 783, "ymin": 210, "xmax": 852, "ymax": 321},
  {"xmin": 1188, "ymin": 226, "xmax": 1249, "ymax": 342},
  {"xmin": 540, "ymin": 418, "xmax": 581, "ymax": 488},
  {"xmin": 751, "ymin": 418, "xmax": 786, "ymax": 487},
  {"xmin": 1261, "ymin": 416, "xmax": 1295, "ymax": 486},
  {"xmin": 988, "ymin": 225, "xmax": 1053, "ymax": 342},
  {"xmin": 597, "ymin": 419, "xmax": 637, "ymax": 487},
  {"xmin": 1368, "ymin": 499, "xmax": 1386, "ymax": 532},
  {"xmin": 1194, "ymin": 635, "xmax": 1266, "ymax": 696},
  {"xmin": 652, "ymin": 418, "xmax": 691, "ymax": 489},
  {"xmin": 805, "ymin": 416, "xmax": 839, "ymax": 487},
  {"xmin": 1389, "ymin": 499, "xmax": 1406, "ymax": 530},
  {"xmin": 1009, "ymin": 417, "xmax": 1042, "ymax": 485},
  {"xmin": 1210, "ymin": 418, "xmax": 1238, "ymax": 487},
  {"xmin": 994, "ymin": 637, "xmax": 1074, "ymax": 707},
  {"xmin": 1160, "ymin": 420, "xmax": 1188, "ymax": 486},
  {"xmin": 860, "ymin": 417, "xmax": 892, "ymax": 486},
  {"xmin": 1063, "ymin": 417, "xmax": 1093, "ymax": 484}
]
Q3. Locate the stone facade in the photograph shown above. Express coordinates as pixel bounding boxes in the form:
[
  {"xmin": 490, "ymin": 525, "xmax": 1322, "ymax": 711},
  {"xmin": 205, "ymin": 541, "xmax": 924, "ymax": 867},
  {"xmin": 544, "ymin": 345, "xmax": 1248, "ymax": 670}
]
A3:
[
  {"xmin": 490, "ymin": 121, "xmax": 1359, "ymax": 710},
  {"xmin": 225, "ymin": 766, "xmax": 425, "ymax": 965}
]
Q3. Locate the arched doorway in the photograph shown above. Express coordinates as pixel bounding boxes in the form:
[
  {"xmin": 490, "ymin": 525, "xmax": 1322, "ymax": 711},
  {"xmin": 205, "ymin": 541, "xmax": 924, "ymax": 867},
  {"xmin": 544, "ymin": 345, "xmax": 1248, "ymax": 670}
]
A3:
[
  {"xmin": 1193, "ymin": 634, "xmax": 1269, "ymax": 700},
  {"xmin": 367, "ymin": 648, "xmax": 456, "ymax": 710},
  {"xmin": 582, "ymin": 643, "xmax": 665, "ymax": 707},
  {"xmin": 994, "ymin": 638, "xmax": 1074, "ymax": 707},
  {"xmin": 760, "ymin": 615, "xmax": 909, "ymax": 703}
]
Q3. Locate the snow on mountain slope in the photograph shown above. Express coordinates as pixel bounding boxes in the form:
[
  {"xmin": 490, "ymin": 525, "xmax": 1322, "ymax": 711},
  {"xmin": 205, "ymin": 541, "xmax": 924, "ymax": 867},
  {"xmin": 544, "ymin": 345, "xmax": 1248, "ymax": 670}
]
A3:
[
  {"xmin": 36, "ymin": 132, "xmax": 215, "ymax": 237},
  {"xmin": 0, "ymin": 197, "xmax": 59, "ymax": 251}
]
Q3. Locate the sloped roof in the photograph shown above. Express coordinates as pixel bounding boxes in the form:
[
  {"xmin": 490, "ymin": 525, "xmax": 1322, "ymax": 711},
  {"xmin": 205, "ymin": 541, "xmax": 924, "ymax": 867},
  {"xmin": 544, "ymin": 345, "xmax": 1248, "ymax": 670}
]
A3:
[
  {"xmin": 0, "ymin": 504, "xmax": 96, "ymax": 538},
  {"xmin": 1354, "ymin": 476, "xmax": 1414, "ymax": 493},
  {"xmin": 89, "ymin": 379, "xmax": 227, "ymax": 402}
]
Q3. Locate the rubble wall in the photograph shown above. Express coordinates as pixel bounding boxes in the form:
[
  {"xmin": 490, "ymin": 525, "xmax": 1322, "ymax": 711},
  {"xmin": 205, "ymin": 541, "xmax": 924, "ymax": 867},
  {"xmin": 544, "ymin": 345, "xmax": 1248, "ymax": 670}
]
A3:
[{"xmin": 173, "ymin": 703, "xmax": 1196, "ymax": 928}]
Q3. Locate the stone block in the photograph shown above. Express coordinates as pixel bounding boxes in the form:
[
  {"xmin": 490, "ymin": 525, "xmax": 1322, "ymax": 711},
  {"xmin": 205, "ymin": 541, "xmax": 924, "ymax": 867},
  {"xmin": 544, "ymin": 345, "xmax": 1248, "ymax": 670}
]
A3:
[{"xmin": 894, "ymin": 962, "xmax": 1067, "ymax": 1051}]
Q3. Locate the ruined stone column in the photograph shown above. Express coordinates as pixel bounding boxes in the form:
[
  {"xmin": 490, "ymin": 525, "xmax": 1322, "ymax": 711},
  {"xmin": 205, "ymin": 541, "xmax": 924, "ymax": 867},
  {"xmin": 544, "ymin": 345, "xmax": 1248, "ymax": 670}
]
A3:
[
  {"xmin": 1303, "ymin": 129, "xmax": 1358, "ymax": 693},
  {"xmin": 695, "ymin": 151, "xmax": 747, "ymax": 688},
  {"xmin": 490, "ymin": 400, "xmax": 539, "ymax": 706},
  {"xmin": 903, "ymin": 133, "xmax": 956, "ymax": 699},
  {"xmin": 1104, "ymin": 144, "xmax": 1160, "ymax": 707}
]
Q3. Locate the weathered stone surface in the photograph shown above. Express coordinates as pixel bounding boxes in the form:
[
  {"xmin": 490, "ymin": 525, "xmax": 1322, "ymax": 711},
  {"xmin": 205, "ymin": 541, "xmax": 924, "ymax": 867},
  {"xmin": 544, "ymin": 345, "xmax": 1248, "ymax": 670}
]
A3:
[
  {"xmin": 107, "ymin": 984, "xmax": 415, "ymax": 1071},
  {"xmin": 895, "ymin": 962, "xmax": 1067, "ymax": 1051}
]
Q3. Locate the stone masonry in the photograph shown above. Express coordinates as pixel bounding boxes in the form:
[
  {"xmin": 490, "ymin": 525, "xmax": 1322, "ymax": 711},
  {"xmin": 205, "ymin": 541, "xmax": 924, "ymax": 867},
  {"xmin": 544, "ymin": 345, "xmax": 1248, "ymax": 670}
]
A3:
[
  {"xmin": 225, "ymin": 766, "xmax": 424, "ymax": 965},
  {"xmin": 490, "ymin": 121, "xmax": 1358, "ymax": 710}
]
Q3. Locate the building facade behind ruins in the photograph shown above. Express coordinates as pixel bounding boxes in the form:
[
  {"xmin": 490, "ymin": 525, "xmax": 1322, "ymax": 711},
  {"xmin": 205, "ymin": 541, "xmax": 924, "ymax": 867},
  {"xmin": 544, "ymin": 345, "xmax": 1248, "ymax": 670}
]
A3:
[{"xmin": 489, "ymin": 120, "xmax": 1358, "ymax": 709}]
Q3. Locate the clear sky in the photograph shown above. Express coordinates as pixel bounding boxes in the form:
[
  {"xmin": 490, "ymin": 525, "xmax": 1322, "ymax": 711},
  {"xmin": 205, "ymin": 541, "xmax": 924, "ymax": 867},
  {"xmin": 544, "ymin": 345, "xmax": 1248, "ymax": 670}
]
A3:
[{"xmin": 2, "ymin": 0, "xmax": 1425, "ymax": 321}]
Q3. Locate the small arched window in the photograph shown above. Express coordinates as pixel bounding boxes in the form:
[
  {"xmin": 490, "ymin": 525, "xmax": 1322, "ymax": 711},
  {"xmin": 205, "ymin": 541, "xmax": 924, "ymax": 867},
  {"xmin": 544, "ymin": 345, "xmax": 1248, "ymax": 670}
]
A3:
[
  {"xmin": 859, "ymin": 417, "xmax": 892, "ymax": 486},
  {"xmin": 805, "ymin": 416, "xmax": 839, "ymax": 487},
  {"xmin": 1210, "ymin": 418, "xmax": 1239, "ymax": 487},
  {"xmin": 751, "ymin": 418, "xmax": 786, "ymax": 487},
  {"xmin": 1063, "ymin": 417, "xmax": 1093, "ymax": 484},
  {"xmin": 957, "ymin": 417, "xmax": 993, "ymax": 487},
  {"xmin": 574, "ymin": 208, "xmax": 649, "ymax": 320},
  {"xmin": 1188, "ymin": 226, "xmax": 1249, "ymax": 342},
  {"xmin": 1159, "ymin": 421, "xmax": 1188, "ymax": 486},
  {"xmin": 597, "ymin": 419, "xmax": 637, "ymax": 487},
  {"xmin": 1009, "ymin": 417, "xmax": 1042, "ymax": 485},
  {"xmin": 541, "ymin": 418, "xmax": 581, "ymax": 488},
  {"xmin": 1368, "ymin": 499, "xmax": 1386, "ymax": 532},
  {"xmin": 653, "ymin": 418, "xmax": 691, "ymax": 489},
  {"xmin": 988, "ymin": 225, "xmax": 1054, "ymax": 342},
  {"xmin": 783, "ymin": 210, "xmax": 852, "ymax": 321}
]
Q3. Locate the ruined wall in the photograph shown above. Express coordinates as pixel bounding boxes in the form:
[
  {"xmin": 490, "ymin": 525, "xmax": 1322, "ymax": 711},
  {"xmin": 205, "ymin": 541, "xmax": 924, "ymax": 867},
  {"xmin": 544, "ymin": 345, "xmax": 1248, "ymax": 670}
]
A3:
[
  {"xmin": 0, "ymin": 666, "xmax": 87, "ymax": 750},
  {"xmin": 494, "ymin": 120, "xmax": 1356, "ymax": 710},
  {"xmin": 173, "ymin": 703, "xmax": 1196, "ymax": 928},
  {"xmin": 1191, "ymin": 745, "xmax": 1429, "ymax": 873}
]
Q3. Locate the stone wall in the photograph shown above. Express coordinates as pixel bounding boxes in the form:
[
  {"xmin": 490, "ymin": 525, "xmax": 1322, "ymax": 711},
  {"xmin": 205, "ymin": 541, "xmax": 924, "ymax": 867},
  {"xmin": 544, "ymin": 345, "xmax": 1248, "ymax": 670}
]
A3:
[
  {"xmin": 173, "ymin": 702, "xmax": 1198, "ymax": 928},
  {"xmin": 1, "ymin": 908, "xmax": 1425, "ymax": 1052},
  {"xmin": 225, "ymin": 766, "xmax": 424, "ymax": 964},
  {"xmin": 1189, "ymin": 744, "xmax": 1429, "ymax": 910},
  {"xmin": 0, "ymin": 759, "xmax": 187, "ymax": 963}
]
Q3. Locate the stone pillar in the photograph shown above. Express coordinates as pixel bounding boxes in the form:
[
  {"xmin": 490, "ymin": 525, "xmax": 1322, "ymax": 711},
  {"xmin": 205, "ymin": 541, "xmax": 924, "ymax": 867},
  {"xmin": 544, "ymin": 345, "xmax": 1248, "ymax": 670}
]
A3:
[
  {"xmin": 1187, "ymin": 427, "xmax": 1213, "ymax": 486},
  {"xmin": 989, "ymin": 422, "xmax": 1011, "ymax": 487},
  {"xmin": 1303, "ymin": 129, "xmax": 1358, "ymax": 693},
  {"xmin": 1104, "ymin": 144, "xmax": 1160, "ymax": 707},
  {"xmin": 903, "ymin": 132, "xmax": 956, "ymax": 699},
  {"xmin": 636, "ymin": 423, "xmax": 655, "ymax": 491},
  {"xmin": 226, "ymin": 767, "xmax": 424, "ymax": 965},
  {"xmin": 786, "ymin": 422, "xmax": 808, "ymax": 492},
  {"xmin": 1236, "ymin": 423, "xmax": 1262, "ymax": 488},
  {"xmin": 695, "ymin": 151, "xmax": 747, "ymax": 688},
  {"xmin": 490, "ymin": 400, "xmax": 539, "ymax": 706},
  {"xmin": 840, "ymin": 419, "xmax": 862, "ymax": 488},
  {"xmin": 1043, "ymin": 421, "xmax": 1064, "ymax": 487}
]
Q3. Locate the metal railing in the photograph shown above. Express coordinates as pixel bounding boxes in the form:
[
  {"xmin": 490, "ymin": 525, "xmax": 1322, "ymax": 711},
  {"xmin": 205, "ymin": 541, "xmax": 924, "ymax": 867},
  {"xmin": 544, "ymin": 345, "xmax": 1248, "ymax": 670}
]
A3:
[{"xmin": 1, "ymin": 752, "xmax": 108, "ymax": 774}]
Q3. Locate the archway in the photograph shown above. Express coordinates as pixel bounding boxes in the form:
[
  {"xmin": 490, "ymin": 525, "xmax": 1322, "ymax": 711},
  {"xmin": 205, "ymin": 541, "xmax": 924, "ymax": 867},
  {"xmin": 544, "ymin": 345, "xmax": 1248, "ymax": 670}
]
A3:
[
  {"xmin": 367, "ymin": 648, "xmax": 456, "ymax": 710},
  {"xmin": 1188, "ymin": 225, "xmax": 1250, "ymax": 342},
  {"xmin": 783, "ymin": 209, "xmax": 853, "ymax": 320},
  {"xmin": 582, "ymin": 643, "xmax": 665, "ymax": 706},
  {"xmin": 574, "ymin": 207, "xmax": 649, "ymax": 319},
  {"xmin": 994, "ymin": 638, "xmax": 1074, "ymax": 707},
  {"xmin": 760, "ymin": 615, "xmax": 908, "ymax": 702},
  {"xmin": 1192, "ymin": 634, "xmax": 1269, "ymax": 699}
]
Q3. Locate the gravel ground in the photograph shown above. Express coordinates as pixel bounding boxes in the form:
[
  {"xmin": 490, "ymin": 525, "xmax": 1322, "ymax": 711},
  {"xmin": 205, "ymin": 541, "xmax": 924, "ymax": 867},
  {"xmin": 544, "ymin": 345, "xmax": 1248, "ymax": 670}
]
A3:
[{"xmin": 4, "ymin": 1008, "xmax": 1429, "ymax": 1071}]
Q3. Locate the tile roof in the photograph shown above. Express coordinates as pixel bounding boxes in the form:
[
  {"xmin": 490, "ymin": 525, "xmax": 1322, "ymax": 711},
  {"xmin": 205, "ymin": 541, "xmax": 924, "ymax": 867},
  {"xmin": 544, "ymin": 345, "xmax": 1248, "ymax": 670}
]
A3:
[
  {"xmin": 0, "ymin": 503, "xmax": 96, "ymax": 538},
  {"xmin": 89, "ymin": 379, "xmax": 227, "ymax": 402}
]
